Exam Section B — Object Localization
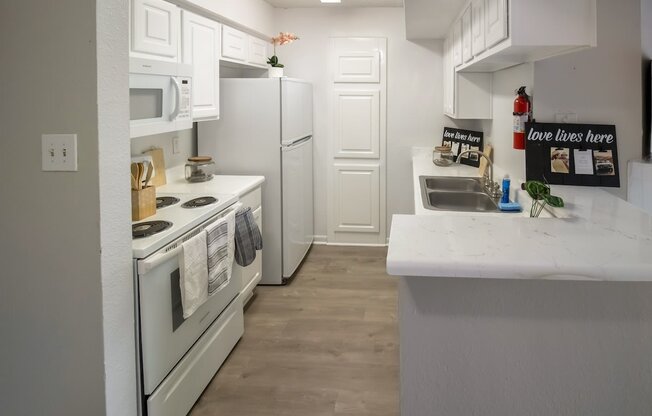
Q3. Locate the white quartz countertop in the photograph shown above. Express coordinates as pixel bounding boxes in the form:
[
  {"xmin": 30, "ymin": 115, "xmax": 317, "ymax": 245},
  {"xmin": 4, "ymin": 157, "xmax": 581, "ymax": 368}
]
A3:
[
  {"xmin": 158, "ymin": 165, "xmax": 264, "ymax": 197},
  {"xmin": 386, "ymin": 149, "xmax": 652, "ymax": 281}
]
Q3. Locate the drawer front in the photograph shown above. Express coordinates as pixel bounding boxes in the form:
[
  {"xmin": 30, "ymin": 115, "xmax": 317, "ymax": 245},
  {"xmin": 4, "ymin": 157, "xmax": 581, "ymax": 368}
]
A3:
[
  {"xmin": 146, "ymin": 297, "xmax": 244, "ymax": 416},
  {"xmin": 222, "ymin": 25, "xmax": 247, "ymax": 61},
  {"xmin": 239, "ymin": 186, "xmax": 261, "ymax": 211}
]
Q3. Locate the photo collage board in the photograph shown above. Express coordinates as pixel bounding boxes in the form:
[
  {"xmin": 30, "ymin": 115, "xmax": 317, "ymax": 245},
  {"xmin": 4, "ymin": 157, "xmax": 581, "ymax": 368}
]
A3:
[
  {"xmin": 525, "ymin": 122, "xmax": 620, "ymax": 187},
  {"xmin": 442, "ymin": 127, "xmax": 484, "ymax": 168}
]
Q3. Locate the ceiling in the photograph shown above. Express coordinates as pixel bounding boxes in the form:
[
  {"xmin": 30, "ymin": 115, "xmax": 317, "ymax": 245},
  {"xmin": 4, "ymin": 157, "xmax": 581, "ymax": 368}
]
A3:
[
  {"xmin": 404, "ymin": 0, "xmax": 464, "ymax": 39},
  {"xmin": 266, "ymin": 0, "xmax": 404, "ymax": 8}
]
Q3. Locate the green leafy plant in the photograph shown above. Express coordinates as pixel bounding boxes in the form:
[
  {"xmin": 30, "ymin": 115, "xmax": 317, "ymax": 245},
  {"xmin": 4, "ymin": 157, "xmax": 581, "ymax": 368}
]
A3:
[
  {"xmin": 523, "ymin": 180, "xmax": 564, "ymax": 217},
  {"xmin": 267, "ymin": 55, "xmax": 284, "ymax": 68}
]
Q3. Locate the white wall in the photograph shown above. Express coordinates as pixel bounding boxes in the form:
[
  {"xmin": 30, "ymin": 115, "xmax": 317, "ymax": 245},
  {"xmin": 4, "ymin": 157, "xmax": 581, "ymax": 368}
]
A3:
[
  {"xmin": 480, "ymin": 0, "xmax": 643, "ymax": 199},
  {"xmin": 98, "ymin": 0, "xmax": 138, "ymax": 415},
  {"xmin": 274, "ymin": 7, "xmax": 454, "ymax": 238},
  {"xmin": 533, "ymin": 0, "xmax": 643, "ymax": 199},
  {"xmin": 176, "ymin": 0, "xmax": 275, "ymax": 37},
  {"xmin": 0, "ymin": 1, "xmax": 107, "ymax": 414},
  {"xmin": 480, "ymin": 63, "xmax": 534, "ymax": 182},
  {"xmin": 131, "ymin": 129, "xmax": 196, "ymax": 168}
]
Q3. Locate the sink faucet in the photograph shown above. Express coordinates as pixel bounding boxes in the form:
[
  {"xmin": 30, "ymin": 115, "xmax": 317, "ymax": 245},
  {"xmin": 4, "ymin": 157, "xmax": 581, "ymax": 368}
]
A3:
[{"xmin": 456, "ymin": 150, "xmax": 501, "ymax": 198}]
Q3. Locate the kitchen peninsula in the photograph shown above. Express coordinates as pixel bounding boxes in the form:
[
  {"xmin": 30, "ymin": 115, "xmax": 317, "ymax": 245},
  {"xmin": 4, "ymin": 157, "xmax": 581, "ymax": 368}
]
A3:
[{"xmin": 386, "ymin": 149, "xmax": 652, "ymax": 415}]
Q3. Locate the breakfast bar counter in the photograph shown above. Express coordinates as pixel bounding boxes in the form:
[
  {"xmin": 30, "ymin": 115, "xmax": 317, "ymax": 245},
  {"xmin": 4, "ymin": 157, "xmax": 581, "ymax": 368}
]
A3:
[{"xmin": 387, "ymin": 149, "xmax": 652, "ymax": 416}]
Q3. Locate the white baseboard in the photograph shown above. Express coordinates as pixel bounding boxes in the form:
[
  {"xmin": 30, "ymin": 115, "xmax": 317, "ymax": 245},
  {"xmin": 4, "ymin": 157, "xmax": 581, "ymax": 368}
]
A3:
[
  {"xmin": 312, "ymin": 235, "xmax": 328, "ymax": 245},
  {"xmin": 312, "ymin": 235, "xmax": 388, "ymax": 248}
]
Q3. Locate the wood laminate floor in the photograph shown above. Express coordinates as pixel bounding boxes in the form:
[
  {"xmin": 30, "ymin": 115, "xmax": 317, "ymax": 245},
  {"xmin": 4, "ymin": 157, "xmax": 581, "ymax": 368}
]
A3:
[{"xmin": 190, "ymin": 245, "xmax": 398, "ymax": 416}]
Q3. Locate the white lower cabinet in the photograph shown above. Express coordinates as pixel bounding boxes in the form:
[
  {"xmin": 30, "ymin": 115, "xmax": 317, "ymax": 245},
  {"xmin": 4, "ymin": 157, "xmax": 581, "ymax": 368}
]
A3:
[
  {"xmin": 181, "ymin": 10, "xmax": 220, "ymax": 121},
  {"xmin": 231, "ymin": 186, "xmax": 262, "ymax": 306}
]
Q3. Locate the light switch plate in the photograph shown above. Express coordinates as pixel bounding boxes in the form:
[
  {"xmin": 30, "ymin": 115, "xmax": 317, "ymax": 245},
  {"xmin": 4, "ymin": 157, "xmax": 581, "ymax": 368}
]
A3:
[
  {"xmin": 172, "ymin": 136, "xmax": 180, "ymax": 154},
  {"xmin": 42, "ymin": 134, "xmax": 78, "ymax": 171}
]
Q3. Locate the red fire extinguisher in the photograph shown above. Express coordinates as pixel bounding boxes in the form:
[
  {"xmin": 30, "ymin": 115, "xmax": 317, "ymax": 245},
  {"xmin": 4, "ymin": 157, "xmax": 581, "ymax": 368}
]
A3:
[{"xmin": 513, "ymin": 86, "xmax": 531, "ymax": 150}]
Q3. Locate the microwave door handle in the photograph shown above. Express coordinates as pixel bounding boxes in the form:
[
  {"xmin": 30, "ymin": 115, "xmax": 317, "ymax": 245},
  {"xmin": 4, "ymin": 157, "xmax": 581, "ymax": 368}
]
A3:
[
  {"xmin": 169, "ymin": 77, "xmax": 181, "ymax": 121},
  {"xmin": 137, "ymin": 245, "xmax": 183, "ymax": 274}
]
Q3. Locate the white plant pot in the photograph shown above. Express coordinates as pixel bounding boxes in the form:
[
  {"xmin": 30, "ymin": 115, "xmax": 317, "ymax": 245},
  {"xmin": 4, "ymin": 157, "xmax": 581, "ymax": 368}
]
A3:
[{"xmin": 268, "ymin": 67, "xmax": 284, "ymax": 78}]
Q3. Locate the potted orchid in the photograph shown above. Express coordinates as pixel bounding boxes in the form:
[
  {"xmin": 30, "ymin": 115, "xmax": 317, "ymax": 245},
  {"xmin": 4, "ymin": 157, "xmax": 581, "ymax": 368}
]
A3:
[{"xmin": 267, "ymin": 32, "xmax": 299, "ymax": 78}]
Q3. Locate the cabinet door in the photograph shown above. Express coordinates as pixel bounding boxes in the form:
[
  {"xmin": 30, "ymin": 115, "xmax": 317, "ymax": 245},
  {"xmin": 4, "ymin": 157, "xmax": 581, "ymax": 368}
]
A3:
[
  {"xmin": 443, "ymin": 36, "xmax": 456, "ymax": 117},
  {"xmin": 131, "ymin": 0, "xmax": 179, "ymax": 61},
  {"xmin": 452, "ymin": 19, "xmax": 463, "ymax": 67},
  {"xmin": 332, "ymin": 164, "xmax": 380, "ymax": 233},
  {"xmin": 461, "ymin": 6, "xmax": 473, "ymax": 63},
  {"xmin": 221, "ymin": 25, "xmax": 247, "ymax": 61},
  {"xmin": 182, "ymin": 11, "xmax": 220, "ymax": 120},
  {"xmin": 485, "ymin": 0, "xmax": 508, "ymax": 48},
  {"xmin": 471, "ymin": 0, "xmax": 486, "ymax": 56},
  {"xmin": 248, "ymin": 37, "xmax": 269, "ymax": 66}
]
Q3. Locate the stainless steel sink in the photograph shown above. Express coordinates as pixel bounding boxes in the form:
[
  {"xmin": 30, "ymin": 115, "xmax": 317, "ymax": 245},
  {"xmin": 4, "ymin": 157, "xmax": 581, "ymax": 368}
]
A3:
[
  {"xmin": 421, "ymin": 176, "xmax": 484, "ymax": 192},
  {"xmin": 420, "ymin": 176, "xmax": 499, "ymax": 212},
  {"xmin": 425, "ymin": 191, "xmax": 499, "ymax": 212}
]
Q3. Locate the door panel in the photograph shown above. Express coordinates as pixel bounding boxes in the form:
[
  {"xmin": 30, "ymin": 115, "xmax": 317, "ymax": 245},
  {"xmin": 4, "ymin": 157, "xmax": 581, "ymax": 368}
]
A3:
[
  {"xmin": 248, "ymin": 37, "xmax": 268, "ymax": 66},
  {"xmin": 334, "ymin": 51, "xmax": 380, "ymax": 83},
  {"xmin": 462, "ymin": 6, "xmax": 473, "ymax": 63},
  {"xmin": 221, "ymin": 25, "xmax": 247, "ymax": 61},
  {"xmin": 131, "ymin": 0, "xmax": 179, "ymax": 61},
  {"xmin": 282, "ymin": 138, "xmax": 314, "ymax": 278},
  {"xmin": 332, "ymin": 164, "xmax": 379, "ymax": 233},
  {"xmin": 334, "ymin": 90, "xmax": 380, "ymax": 159},
  {"xmin": 485, "ymin": 0, "xmax": 508, "ymax": 48},
  {"xmin": 471, "ymin": 0, "xmax": 486, "ymax": 56}
]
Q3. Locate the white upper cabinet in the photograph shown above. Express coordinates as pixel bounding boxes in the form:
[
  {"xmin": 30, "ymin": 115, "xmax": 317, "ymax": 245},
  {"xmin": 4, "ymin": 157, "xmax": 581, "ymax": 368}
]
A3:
[
  {"xmin": 248, "ymin": 37, "xmax": 269, "ymax": 67},
  {"xmin": 452, "ymin": 20, "xmax": 463, "ymax": 67},
  {"xmin": 438, "ymin": 0, "xmax": 596, "ymax": 73},
  {"xmin": 471, "ymin": 0, "xmax": 486, "ymax": 56},
  {"xmin": 221, "ymin": 24, "xmax": 268, "ymax": 68},
  {"xmin": 461, "ymin": 6, "xmax": 473, "ymax": 63},
  {"xmin": 484, "ymin": 0, "xmax": 508, "ymax": 49},
  {"xmin": 182, "ymin": 10, "xmax": 220, "ymax": 121},
  {"xmin": 131, "ymin": 0, "xmax": 180, "ymax": 61},
  {"xmin": 221, "ymin": 25, "xmax": 248, "ymax": 62}
]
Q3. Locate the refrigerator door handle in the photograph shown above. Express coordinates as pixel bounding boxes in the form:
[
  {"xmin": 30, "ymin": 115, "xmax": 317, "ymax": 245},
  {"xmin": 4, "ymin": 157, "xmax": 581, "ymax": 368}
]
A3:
[{"xmin": 282, "ymin": 136, "xmax": 312, "ymax": 149}]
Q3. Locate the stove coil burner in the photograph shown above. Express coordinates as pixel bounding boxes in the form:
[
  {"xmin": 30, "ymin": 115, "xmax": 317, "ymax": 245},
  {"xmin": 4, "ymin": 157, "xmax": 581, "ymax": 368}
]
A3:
[
  {"xmin": 132, "ymin": 221, "xmax": 173, "ymax": 239},
  {"xmin": 156, "ymin": 196, "xmax": 180, "ymax": 209},
  {"xmin": 181, "ymin": 196, "xmax": 218, "ymax": 209}
]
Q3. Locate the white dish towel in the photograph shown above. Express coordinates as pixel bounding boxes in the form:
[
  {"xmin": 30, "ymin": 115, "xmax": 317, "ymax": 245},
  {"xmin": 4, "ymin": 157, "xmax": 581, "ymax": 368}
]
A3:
[
  {"xmin": 205, "ymin": 205, "xmax": 239, "ymax": 296},
  {"xmin": 179, "ymin": 231, "xmax": 209, "ymax": 319}
]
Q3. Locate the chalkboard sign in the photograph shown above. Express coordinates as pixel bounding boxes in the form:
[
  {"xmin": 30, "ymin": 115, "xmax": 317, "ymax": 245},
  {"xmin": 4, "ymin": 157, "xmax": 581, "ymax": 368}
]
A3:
[
  {"xmin": 525, "ymin": 122, "xmax": 620, "ymax": 187},
  {"xmin": 442, "ymin": 127, "xmax": 484, "ymax": 168}
]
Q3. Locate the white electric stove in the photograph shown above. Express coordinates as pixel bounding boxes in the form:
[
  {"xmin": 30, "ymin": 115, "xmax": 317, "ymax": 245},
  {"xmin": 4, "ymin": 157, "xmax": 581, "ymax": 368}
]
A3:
[{"xmin": 131, "ymin": 190, "xmax": 244, "ymax": 416}]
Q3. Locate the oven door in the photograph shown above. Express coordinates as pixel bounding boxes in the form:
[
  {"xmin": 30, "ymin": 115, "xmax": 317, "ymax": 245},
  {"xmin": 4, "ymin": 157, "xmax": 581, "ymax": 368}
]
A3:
[
  {"xmin": 136, "ymin": 233, "xmax": 240, "ymax": 395},
  {"xmin": 129, "ymin": 72, "xmax": 178, "ymax": 138}
]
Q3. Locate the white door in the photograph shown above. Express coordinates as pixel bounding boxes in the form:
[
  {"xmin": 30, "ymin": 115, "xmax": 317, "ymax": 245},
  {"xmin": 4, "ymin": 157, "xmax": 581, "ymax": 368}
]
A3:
[
  {"xmin": 221, "ymin": 25, "xmax": 247, "ymax": 61},
  {"xmin": 248, "ymin": 37, "xmax": 269, "ymax": 66},
  {"xmin": 485, "ymin": 0, "xmax": 508, "ymax": 48},
  {"xmin": 332, "ymin": 164, "xmax": 380, "ymax": 233},
  {"xmin": 131, "ymin": 0, "xmax": 179, "ymax": 61},
  {"xmin": 461, "ymin": 6, "xmax": 473, "ymax": 63},
  {"xmin": 281, "ymin": 79, "xmax": 313, "ymax": 145},
  {"xmin": 471, "ymin": 0, "xmax": 486, "ymax": 56},
  {"xmin": 182, "ymin": 11, "xmax": 220, "ymax": 120},
  {"xmin": 329, "ymin": 37, "xmax": 386, "ymax": 245},
  {"xmin": 333, "ymin": 90, "xmax": 380, "ymax": 159},
  {"xmin": 282, "ymin": 137, "xmax": 314, "ymax": 278}
]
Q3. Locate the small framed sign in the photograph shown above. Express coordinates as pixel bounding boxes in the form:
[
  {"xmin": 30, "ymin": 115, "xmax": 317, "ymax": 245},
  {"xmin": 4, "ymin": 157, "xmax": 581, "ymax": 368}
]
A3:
[
  {"xmin": 525, "ymin": 122, "xmax": 620, "ymax": 187},
  {"xmin": 442, "ymin": 127, "xmax": 484, "ymax": 168}
]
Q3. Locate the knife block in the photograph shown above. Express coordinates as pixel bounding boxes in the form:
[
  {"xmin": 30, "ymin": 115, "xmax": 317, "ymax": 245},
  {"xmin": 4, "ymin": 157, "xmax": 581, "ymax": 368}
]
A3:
[{"xmin": 131, "ymin": 186, "xmax": 156, "ymax": 221}]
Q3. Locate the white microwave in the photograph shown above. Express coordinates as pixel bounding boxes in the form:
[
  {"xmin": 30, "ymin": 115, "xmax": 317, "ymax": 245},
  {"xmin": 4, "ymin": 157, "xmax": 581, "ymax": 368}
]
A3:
[{"xmin": 129, "ymin": 58, "xmax": 193, "ymax": 138}]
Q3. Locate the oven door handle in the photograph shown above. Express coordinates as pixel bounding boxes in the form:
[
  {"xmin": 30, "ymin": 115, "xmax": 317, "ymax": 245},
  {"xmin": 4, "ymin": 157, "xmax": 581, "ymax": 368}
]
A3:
[{"xmin": 138, "ymin": 245, "xmax": 183, "ymax": 274}]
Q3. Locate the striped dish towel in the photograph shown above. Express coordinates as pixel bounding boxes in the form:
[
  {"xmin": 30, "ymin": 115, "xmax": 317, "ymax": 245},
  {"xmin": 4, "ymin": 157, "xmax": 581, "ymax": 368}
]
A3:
[
  {"xmin": 205, "ymin": 207, "xmax": 237, "ymax": 296},
  {"xmin": 234, "ymin": 207, "xmax": 263, "ymax": 267}
]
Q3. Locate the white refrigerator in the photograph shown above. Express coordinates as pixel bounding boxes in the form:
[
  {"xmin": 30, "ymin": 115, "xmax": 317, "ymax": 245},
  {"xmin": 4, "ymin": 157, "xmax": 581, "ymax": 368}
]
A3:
[{"xmin": 198, "ymin": 78, "xmax": 314, "ymax": 285}]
